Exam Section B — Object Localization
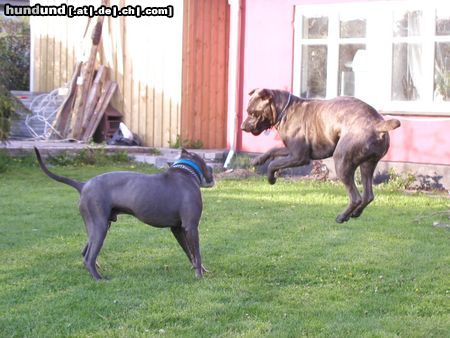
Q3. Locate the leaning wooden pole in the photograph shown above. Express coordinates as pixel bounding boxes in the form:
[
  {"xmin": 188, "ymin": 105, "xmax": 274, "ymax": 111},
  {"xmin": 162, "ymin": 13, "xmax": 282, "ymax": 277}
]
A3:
[{"xmin": 69, "ymin": 16, "xmax": 105, "ymax": 139}]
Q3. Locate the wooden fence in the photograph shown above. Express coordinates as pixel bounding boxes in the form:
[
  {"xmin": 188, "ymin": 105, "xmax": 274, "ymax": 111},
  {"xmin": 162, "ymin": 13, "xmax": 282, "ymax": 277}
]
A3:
[
  {"xmin": 181, "ymin": 0, "xmax": 229, "ymax": 149},
  {"xmin": 30, "ymin": 0, "xmax": 229, "ymax": 148},
  {"xmin": 30, "ymin": 0, "xmax": 183, "ymax": 147}
]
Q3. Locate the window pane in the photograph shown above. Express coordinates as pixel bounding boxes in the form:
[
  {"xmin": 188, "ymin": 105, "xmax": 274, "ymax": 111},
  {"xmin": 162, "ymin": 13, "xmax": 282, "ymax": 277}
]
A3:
[
  {"xmin": 301, "ymin": 45, "xmax": 327, "ymax": 98},
  {"xmin": 436, "ymin": 12, "xmax": 450, "ymax": 36},
  {"xmin": 435, "ymin": 42, "xmax": 450, "ymax": 102},
  {"xmin": 302, "ymin": 16, "xmax": 328, "ymax": 39},
  {"xmin": 393, "ymin": 10, "xmax": 423, "ymax": 37},
  {"xmin": 338, "ymin": 44, "xmax": 366, "ymax": 96},
  {"xmin": 391, "ymin": 43, "xmax": 423, "ymax": 101},
  {"xmin": 340, "ymin": 17, "xmax": 366, "ymax": 38}
]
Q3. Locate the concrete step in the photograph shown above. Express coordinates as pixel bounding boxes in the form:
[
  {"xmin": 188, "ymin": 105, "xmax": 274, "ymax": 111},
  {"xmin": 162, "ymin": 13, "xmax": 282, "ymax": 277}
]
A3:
[
  {"xmin": 1, "ymin": 140, "xmax": 227, "ymax": 169},
  {"xmin": 132, "ymin": 149, "xmax": 226, "ymax": 169}
]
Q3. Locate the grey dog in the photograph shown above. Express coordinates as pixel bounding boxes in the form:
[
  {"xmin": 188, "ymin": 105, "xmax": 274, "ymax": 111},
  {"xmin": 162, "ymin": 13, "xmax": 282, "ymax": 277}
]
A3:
[
  {"xmin": 34, "ymin": 147, "xmax": 214, "ymax": 279},
  {"xmin": 241, "ymin": 89, "xmax": 401, "ymax": 223}
]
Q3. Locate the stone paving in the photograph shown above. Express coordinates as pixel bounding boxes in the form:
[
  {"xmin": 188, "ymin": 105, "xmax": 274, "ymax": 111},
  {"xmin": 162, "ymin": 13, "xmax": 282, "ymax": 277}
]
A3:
[{"xmin": 1, "ymin": 140, "xmax": 227, "ymax": 169}]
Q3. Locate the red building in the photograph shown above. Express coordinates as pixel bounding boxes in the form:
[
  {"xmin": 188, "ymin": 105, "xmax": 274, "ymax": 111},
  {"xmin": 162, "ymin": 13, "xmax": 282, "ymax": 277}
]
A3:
[{"xmin": 226, "ymin": 0, "xmax": 450, "ymax": 186}]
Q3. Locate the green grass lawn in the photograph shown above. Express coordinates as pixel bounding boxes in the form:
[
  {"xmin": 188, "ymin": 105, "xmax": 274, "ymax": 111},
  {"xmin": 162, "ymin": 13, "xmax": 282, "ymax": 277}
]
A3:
[{"xmin": 0, "ymin": 163, "xmax": 449, "ymax": 337}]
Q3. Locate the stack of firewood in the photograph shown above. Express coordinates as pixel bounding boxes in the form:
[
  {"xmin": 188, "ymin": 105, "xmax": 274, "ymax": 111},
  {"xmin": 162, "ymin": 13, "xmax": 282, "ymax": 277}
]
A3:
[{"xmin": 52, "ymin": 1, "xmax": 118, "ymax": 142}]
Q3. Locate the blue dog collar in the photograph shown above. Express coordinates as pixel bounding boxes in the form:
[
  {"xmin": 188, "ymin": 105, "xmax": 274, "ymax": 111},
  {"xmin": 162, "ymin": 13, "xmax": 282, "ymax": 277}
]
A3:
[{"xmin": 172, "ymin": 159, "xmax": 203, "ymax": 180}]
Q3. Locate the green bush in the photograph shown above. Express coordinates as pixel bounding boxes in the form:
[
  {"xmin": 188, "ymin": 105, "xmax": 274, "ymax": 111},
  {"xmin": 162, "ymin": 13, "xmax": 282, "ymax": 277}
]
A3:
[
  {"xmin": 47, "ymin": 149, "xmax": 130, "ymax": 167},
  {"xmin": 0, "ymin": 82, "xmax": 24, "ymax": 141},
  {"xmin": 0, "ymin": 150, "xmax": 11, "ymax": 172},
  {"xmin": 382, "ymin": 168, "xmax": 416, "ymax": 191},
  {"xmin": 0, "ymin": 149, "xmax": 132, "ymax": 172},
  {"xmin": 169, "ymin": 135, "xmax": 204, "ymax": 149},
  {"xmin": 227, "ymin": 153, "xmax": 254, "ymax": 169},
  {"xmin": 0, "ymin": 16, "xmax": 30, "ymax": 90},
  {"xmin": 0, "ymin": 150, "xmax": 37, "ymax": 172}
]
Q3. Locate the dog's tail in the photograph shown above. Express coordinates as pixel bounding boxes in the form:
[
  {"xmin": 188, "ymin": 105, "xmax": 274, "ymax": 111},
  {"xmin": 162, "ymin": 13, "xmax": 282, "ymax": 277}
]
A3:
[
  {"xmin": 375, "ymin": 119, "xmax": 401, "ymax": 133},
  {"xmin": 34, "ymin": 147, "xmax": 84, "ymax": 193}
]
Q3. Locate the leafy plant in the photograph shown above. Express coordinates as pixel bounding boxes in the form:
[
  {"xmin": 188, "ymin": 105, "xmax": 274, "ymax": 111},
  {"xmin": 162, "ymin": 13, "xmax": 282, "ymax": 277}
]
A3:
[
  {"xmin": 0, "ymin": 150, "xmax": 11, "ymax": 172},
  {"xmin": 382, "ymin": 167, "xmax": 416, "ymax": 191},
  {"xmin": 227, "ymin": 153, "xmax": 254, "ymax": 170},
  {"xmin": 47, "ymin": 149, "xmax": 130, "ymax": 167},
  {"xmin": 0, "ymin": 150, "xmax": 37, "ymax": 172},
  {"xmin": 169, "ymin": 135, "xmax": 203, "ymax": 149},
  {"xmin": 0, "ymin": 16, "xmax": 30, "ymax": 90},
  {"xmin": 0, "ymin": 83, "xmax": 23, "ymax": 141}
]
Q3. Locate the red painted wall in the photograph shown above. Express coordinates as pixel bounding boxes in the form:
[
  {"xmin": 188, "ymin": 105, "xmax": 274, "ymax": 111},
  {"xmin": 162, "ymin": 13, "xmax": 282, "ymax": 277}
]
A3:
[
  {"xmin": 237, "ymin": 0, "xmax": 450, "ymax": 166},
  {"xmin": 383, "ymin": 115, "xmax": 450, "ymax": 165},
  {"xmin": 238, "ymin": 0, "xmax": 294, "ymax": 153}
]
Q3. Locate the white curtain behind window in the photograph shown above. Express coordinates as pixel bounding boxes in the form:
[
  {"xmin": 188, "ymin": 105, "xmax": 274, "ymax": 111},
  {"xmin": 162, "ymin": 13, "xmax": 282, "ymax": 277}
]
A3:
[{"xmin": 406, "ymin": 11, "xmax": 423, "ymax": 100}]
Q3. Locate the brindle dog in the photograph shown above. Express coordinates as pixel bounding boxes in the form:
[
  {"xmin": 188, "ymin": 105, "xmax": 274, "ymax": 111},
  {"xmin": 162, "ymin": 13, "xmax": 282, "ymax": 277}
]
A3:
[{"xmin": 241, "ymin": 89, "xmax": 401, "ymax": 223}]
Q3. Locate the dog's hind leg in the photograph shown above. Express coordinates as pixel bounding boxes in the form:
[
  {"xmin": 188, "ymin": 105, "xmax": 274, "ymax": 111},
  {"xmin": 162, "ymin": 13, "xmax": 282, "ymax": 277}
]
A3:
[
  {"xmin": 171, "ymin": 226, "xmax": 209, "ymax": 274},
  {"xmin": 351, "ymin": 160, "xmax": 378, "ymax": 218},
  {"xmin": 82, "ymin": 221, "xmax": 108, "ymax": 280},
  {"xmin": 79, "ymin": 203, "xmax": 110, "ymax": 280},
  {"xmin": 81, "ymin": 218, "xmax": 111, "ymax": 273},
  {"xmin": 82, "ymin": 243, "xmax": 88, "ymax": 257},
  {"xmin": 181, "ymin": 223, "xmax": 203, "ymax": 278},
  {"xmin": 334, "ymin": 145, "xmax": 362, "ymax": 223},
  {"xmin": 171, "ymin": 226, "xmax": 194, "ymax": 265}
]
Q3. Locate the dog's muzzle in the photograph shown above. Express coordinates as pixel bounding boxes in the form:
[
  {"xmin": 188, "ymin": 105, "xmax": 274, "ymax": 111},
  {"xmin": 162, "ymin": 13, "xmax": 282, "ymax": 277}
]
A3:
[
  {"xmin": 201, "ymin": 166, "xmax": 215, "ymax": 188},
  {"xmin": 241, "ymin": 119, "xmax": 258, "ymax": 134},
  {"xmin": 241, "ymin": 120, "xmax": 265, "ymax": 136}
]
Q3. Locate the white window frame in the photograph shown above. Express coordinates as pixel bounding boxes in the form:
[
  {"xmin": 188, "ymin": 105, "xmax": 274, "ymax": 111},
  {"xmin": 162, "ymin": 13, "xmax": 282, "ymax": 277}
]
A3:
[{"xmin": 293, "ymin": 0, "xmax": 450, "ymax": 115}]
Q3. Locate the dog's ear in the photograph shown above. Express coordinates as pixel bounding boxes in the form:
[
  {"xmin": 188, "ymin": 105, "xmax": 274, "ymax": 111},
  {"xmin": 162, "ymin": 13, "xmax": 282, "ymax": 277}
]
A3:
[
  {"xmin": 258, "ymin": 89, "xmax": 277, "ymax": 123},
  {"xmin": 181, "ymin": 148, "xmax": 189, "ymax": 155},
  {"xmin": 258, "ymin": 89, "xmax": 273, "ymax": 101},
  {"xmin": 270, "ymin": 100, "xmax": 277, "ymax": 124}
]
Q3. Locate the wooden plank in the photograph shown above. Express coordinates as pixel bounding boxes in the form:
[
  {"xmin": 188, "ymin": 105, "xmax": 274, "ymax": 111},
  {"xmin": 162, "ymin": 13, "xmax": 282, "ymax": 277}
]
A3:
[
  {"xmin": 83, "ymin": 81, "xmax": 117, "ymax": 141},
  {"xmin": 51, "ymin": 61, "xmax": 82, "ymax": 138},
  {"xmin": 153, "ymin": 87, "xmax": 163, "ymax": 147},
  {"xmin": 32, "ymin": 17, "xmax": 42, "ymax": 90},
  {"xmin": 46, "ymin": 25, "xmax": 55, "ymax": 91},
  {"xmin": 70, "ymin": 16, "xmax": 105, "ymax": 139},
  {"xmin": 146, "ymin": 83, "xmax": 155, "ymax": 147},
  {"xmin": 217, "ymin": 0, "xmax": 229, "ymax": 148},
  {"xmin": 53, "ymin": 13, "xmax": 62, "ymax": 88},
  {"xmin": 114, "ymin": 0, "xmax": 126, "ymax": 113},
  {"xmin": 162, "ymin": 90, "xmax": 171, "ymax": 147},
  {"xmin": 59, "ymin": 9, "xmax": 68, "ymax": 86},
  {"xmin": 41, "ymin": 19, "xmax": 49, "ymax": 92},
  {"xmin": 179, "ymin": 0, "xmax": 189, "ymax": 147},
  {"xmin": 122, "ymin": 15, "xmax": 133, "ymax": 137},
  {"xmin": 192, "ymin": 0, "xmax": 203, "ymax": 145},
  {"xmin": 207, "ymin": 0, "xmax": 219, "ymax": 148},
  {"xmin": 181, "ymin": 0, "xmax": 195, "ymax": 145},
  {"xmin": 131, "ymin": 36, "xmax": 140, "ymax": 135},
  {"xmin": 131, "ymin": 75, "xmax": 139, "ymax": 137},
  {"xmin": 81, "ymin": 65, "xmax": 106, "ymax": 137},
  {"xmin": 169, "ymin": 99, "xmax": 179, "ymax": 147},
  {"xmin": 139, "ymin": 81, "xmax": 147, "ymax": 144},
  {"xmin": 200, "ymin": 0, "xmax": 211, "ymax": 148},
  {"xmin": 181, "ymin": 0, "xmax": 231, "ymax": 149},
  {"xmin": 66, "ymin": 14, "xmax": 75, "ymax": 84}
]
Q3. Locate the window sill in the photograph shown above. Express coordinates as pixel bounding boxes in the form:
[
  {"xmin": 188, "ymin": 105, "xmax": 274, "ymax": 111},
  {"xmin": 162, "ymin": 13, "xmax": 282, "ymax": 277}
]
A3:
[{"xmin": 378, "ymin": 102, "xmax": 450, "ymax": 116}]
